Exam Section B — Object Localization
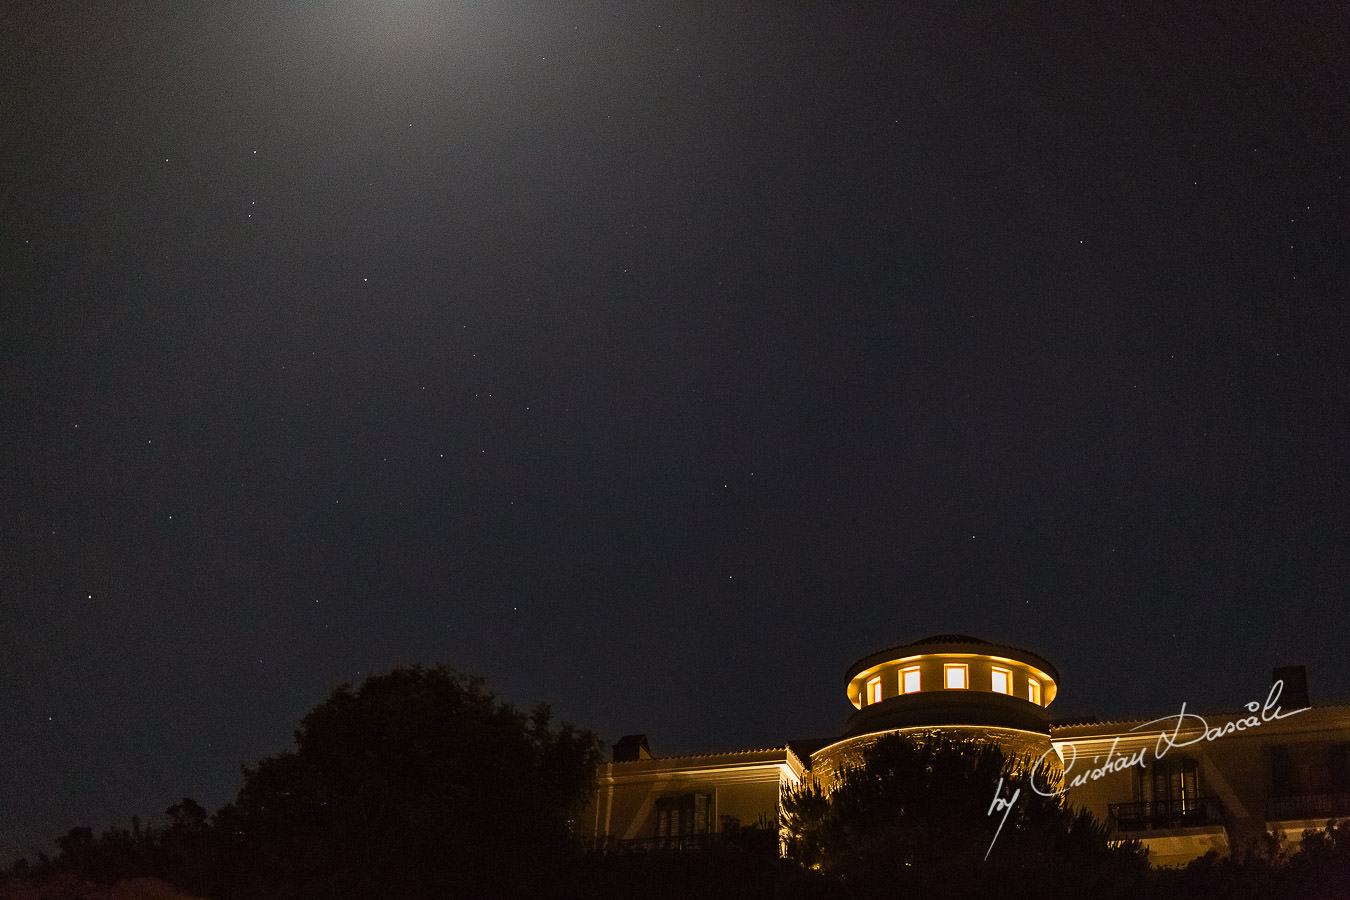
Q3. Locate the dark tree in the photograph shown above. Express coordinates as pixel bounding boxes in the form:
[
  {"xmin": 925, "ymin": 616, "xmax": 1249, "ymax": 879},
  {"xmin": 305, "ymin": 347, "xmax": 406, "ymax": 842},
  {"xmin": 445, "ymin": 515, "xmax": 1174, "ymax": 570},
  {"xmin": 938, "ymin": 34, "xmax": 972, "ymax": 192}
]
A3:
[
  {"xmin": 1151, "ymin": 818, "xmax": 1350, "ymax": 900},
  {"xmin": 215, "ymin": 665, "xmax": 602, "ymax": 900},
  {"xmin": 781, "ymin": 733, "xmax": 1147, "ymax": 900},
  {"xmin": 1286, "ymin": 817, "xmax": 1350, "ymax": 894}
]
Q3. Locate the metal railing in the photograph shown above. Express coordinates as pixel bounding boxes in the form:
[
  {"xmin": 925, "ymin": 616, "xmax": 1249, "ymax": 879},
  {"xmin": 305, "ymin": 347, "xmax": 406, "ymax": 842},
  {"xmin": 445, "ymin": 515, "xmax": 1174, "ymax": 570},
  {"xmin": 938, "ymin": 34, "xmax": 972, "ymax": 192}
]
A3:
[
  {"xmin": 1268, "ymin": 792, "xmax": 1350, "ymax": 821},
  {"xmin": 595, "ymin": 833, "xmax": 719, "ymax": 853},
  {"xmin": 1107, "ymin": 797, "xmax": 1224, "ymax": 833}
]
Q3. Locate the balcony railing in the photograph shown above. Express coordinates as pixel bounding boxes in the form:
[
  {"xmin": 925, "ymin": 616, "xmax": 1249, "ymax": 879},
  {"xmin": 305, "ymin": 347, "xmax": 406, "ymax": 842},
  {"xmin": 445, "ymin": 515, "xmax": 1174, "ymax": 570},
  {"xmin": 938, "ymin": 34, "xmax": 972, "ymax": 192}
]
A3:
[
  {"xmin": 596, "ymin": 833, "xmax": 719, "ymax": 854},
  {"xmin": 1268, "ymin": 792, "xmax": 1350, "ymax": 821},
  {"xmin": 1108, "ymin": 797, "xmax": 1224, "ymax": 833}
]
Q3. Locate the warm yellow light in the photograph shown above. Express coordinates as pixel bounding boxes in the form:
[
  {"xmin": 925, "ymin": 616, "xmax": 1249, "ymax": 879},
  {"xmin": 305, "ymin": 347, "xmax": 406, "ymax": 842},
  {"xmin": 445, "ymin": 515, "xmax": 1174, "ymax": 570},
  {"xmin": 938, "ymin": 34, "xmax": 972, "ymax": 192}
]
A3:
[
  {"xmin": 901, "ymin": 666, "xmax": 921, "ymax": 694},
  {"xmin": 991, "ymin": 666, "xmax": 1011, "ymax": 695},
  {"xmin": 847, "ymin": 650, "xmax": 1058, "ymax": 708},
  {"xmin": 1028, "ymin": 677, "xmax": 1042, "ymax": 705},
  {"xmin": 944, "ymin": 663, "xmax": 968, "ymax": 690},
  {"xmin": 867, "ymin": 676, "xmax": 883, "ymax": 704}
]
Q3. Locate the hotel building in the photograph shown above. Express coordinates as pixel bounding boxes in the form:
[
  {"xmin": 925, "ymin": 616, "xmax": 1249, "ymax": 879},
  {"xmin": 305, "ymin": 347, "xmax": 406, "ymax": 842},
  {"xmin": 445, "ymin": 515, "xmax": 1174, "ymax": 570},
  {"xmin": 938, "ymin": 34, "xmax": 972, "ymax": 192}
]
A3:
[{"xmin": 584, "ymin": 635, "xmax": 1350, "ymax": 867}]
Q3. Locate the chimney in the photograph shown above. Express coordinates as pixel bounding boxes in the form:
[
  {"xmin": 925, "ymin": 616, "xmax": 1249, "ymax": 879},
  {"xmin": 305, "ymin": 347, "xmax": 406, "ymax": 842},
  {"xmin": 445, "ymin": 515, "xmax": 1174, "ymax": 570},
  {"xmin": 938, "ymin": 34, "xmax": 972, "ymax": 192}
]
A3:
[
  {"xmin": 612, "ymin": 734, "xmax": 652, "ymax": 762},
  {"xmin": 1272, "ymin": 665, "xmax": 1310, "ymax": 709}
]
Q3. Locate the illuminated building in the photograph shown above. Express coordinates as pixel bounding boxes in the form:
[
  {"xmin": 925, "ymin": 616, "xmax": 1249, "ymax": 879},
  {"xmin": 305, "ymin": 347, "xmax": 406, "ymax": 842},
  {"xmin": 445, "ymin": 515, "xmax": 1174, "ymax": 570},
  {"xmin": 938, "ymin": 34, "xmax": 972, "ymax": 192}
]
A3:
[
  {"xmin": 1050, "ymin": 665, "xmax": 1350, "ymax": 866},
  {"xmin": 585, "ymin": 635, "xmax": 1350, "ymax": 866},
  {"xmin": 812, "ymin": 634, "xmax": 1058, "ymax": 783},
  {"xmin": 586, "ymin": 735, "xmax": 805, "ymax": 851}
]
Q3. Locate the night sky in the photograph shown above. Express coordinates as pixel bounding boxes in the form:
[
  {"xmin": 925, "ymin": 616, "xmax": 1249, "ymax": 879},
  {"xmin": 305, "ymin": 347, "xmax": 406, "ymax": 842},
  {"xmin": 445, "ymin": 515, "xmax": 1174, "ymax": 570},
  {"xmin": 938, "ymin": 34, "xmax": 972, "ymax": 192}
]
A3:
[{"xmin": 4, "ymin": 1, "xmax": 1349, "ymax": 863}]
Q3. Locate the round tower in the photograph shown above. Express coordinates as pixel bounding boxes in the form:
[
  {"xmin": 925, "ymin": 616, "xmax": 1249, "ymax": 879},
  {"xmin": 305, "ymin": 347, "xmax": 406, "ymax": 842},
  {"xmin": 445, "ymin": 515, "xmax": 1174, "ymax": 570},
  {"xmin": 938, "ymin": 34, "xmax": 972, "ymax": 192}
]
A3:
[{"xmin": 811, "ymin": 634, "xmax": 1059, "ymax": 780}]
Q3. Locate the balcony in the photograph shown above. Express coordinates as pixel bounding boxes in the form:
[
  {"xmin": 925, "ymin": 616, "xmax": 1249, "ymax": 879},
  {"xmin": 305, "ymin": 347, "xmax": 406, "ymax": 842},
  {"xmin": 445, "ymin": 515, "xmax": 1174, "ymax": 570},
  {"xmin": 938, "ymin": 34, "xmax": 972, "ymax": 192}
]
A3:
[
  {"xmin": 1108, "ymin": 797, "xmax": 1225, "ymax": 833},
  {"xmin": 596, "ymin": 833, "xmax": 718, "ymax": 854},
  {"xmin": 1268, "ymin": 792, "xmax": 1350, "ymax": 821},
  {"xmin": 596, "ymin": 826, "xmax": 779, "ymax": 856}
]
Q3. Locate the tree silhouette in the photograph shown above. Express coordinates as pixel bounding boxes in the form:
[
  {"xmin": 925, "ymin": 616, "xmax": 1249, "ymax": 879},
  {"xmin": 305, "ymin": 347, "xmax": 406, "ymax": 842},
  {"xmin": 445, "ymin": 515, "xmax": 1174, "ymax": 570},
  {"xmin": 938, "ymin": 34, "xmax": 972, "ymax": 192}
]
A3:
[
  {"xmin": 215, "ymin": 665, "xmax": 602, "ymax": 899},
  {"xmin": 781, "ymin": 733, "xmax": 1147, "ymax": 900}
]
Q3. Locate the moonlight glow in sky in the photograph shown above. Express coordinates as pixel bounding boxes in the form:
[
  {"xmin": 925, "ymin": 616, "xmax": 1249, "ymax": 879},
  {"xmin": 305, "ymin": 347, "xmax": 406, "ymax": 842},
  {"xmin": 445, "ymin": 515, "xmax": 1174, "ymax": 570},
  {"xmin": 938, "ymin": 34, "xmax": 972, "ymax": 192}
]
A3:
[{"xmin": 3, "ymin": 1, "xmax": 1349, "ymax": 863}]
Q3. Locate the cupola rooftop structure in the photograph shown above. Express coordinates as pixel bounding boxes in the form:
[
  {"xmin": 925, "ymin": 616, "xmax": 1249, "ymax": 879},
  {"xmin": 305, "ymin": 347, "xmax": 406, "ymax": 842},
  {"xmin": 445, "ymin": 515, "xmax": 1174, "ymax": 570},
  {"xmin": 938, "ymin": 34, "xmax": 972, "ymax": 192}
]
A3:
[{"xmin": 811, "ymin": 634, "xmax": 1060, "ymax": 779}]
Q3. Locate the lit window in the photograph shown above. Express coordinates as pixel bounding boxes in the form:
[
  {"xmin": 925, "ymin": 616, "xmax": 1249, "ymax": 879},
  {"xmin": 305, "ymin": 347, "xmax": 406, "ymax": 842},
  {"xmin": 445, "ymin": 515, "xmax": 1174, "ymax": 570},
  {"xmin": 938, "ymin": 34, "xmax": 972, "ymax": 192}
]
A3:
[
  {"xmin": 991, "ymin": 666, "xmax": 1011, "ymax": 695},
  {"xmin": 901, "ymin": 666, "xmax": 921, "ymax": 694},
  {"xmin": 944, "ymin": 663, "xmax": 968, "ymax": 690},
  {"xmin": 867, "ymin": 676, "xmax": 883, "ymax": 704},
  {"xmin": 1028, "ymin": 677, "xmax": 1042, "ymax": 705}
]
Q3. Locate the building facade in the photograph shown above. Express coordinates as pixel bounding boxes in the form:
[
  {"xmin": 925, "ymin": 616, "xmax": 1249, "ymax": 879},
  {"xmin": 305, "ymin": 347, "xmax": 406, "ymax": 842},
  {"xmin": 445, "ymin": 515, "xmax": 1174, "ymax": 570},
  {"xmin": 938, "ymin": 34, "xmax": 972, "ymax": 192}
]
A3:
[
  {"xmin": 584, "ymin": 635, "xmax": 1350, "ymax": 867},
  {"xmin": 1050, "ymin": 668, "xmax": 1350, "ymax": 866},
  {"xmin": 586, "ymin": 736, "xmax": 805, "ymax": 852}
]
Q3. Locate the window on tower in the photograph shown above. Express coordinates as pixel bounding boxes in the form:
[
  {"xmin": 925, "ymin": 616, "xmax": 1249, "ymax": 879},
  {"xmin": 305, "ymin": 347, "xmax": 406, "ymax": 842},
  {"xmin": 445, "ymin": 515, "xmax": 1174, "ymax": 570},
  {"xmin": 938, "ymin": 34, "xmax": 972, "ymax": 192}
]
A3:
[
  {"xmin": 867, "ymin": 676, "xmax": 883, "ymax": 704},
  {"xmin": 944, "ymin": 663, "xmax": 968, "ymax": 690},
  {"xmin": 901, "ymin": 666, "xmax": 922, "ymax": 694},
  {"xmin": 991, "ymin": 666, "xmax": 1012, "ymax": 695}
]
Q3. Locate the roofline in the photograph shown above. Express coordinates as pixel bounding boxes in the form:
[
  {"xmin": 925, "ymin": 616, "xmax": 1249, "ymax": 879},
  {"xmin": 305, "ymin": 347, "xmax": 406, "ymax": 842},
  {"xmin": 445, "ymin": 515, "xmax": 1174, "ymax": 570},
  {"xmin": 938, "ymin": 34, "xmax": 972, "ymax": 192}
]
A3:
[
  {"xmin": 845, "ymin": 635, "xmax": 1060, "ymax": 684},
  {"xmin": 606, "ymin": 745, "xmax": 804, "ymax": 767},
  {"xmin": 1050, "ymin": 700, "xmax": 1350, "ymax": 735},
  {"xmin": 810, "ymin": 724, "xmax": 1053, "ymax": 766}
]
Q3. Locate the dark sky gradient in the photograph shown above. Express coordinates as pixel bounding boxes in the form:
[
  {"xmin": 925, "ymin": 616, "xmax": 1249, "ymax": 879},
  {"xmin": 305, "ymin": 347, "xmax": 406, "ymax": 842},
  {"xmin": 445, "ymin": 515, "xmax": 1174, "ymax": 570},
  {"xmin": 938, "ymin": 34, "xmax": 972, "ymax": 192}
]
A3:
[{"xmin": 4, "ymin": 1, "xmax": 1349, "ymax": 862}]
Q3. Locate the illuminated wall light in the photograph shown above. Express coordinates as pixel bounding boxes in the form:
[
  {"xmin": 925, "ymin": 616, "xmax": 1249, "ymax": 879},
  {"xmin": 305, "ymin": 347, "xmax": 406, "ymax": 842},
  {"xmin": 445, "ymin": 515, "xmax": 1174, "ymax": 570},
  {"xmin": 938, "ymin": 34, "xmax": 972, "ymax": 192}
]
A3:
[
  {"xmin": 901, "ymin": 666, "xmax": 922, "ymax": 694},
  {"xmin": 944, "ymin": 663, "xmax": 968, "ymax": 690}
]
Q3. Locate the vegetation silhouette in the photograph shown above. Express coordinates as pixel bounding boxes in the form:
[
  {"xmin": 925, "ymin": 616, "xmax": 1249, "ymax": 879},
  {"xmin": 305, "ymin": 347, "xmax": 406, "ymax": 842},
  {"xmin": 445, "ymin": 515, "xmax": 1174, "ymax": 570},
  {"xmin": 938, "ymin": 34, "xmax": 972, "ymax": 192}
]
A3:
[
  {"xmin": 781, "ymin": 732, "xmax": 1148, "ymax": 900},
  {"xmin": 214, "ymin": 665, "xmax": 603, "ymax": 898},
  {"xmin": 7, "ymin": 672, "xmax": 1350, "ymax": 899},
  {"xmin": 5, "ymin": 665, "xmax": 602, "ymax": 900}
]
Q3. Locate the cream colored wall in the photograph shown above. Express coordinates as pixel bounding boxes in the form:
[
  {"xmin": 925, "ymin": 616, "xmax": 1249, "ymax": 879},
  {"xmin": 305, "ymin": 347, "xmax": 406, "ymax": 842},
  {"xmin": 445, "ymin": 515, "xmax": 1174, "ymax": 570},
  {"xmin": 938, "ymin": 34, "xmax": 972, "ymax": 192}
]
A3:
[
  {"xmin": 585, "ymin": 754, "xmax": 800, "ymax": 845},
  {"xmin": 1137, "ymin": 832, "xmax": 1232, "ymax": 868}
]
